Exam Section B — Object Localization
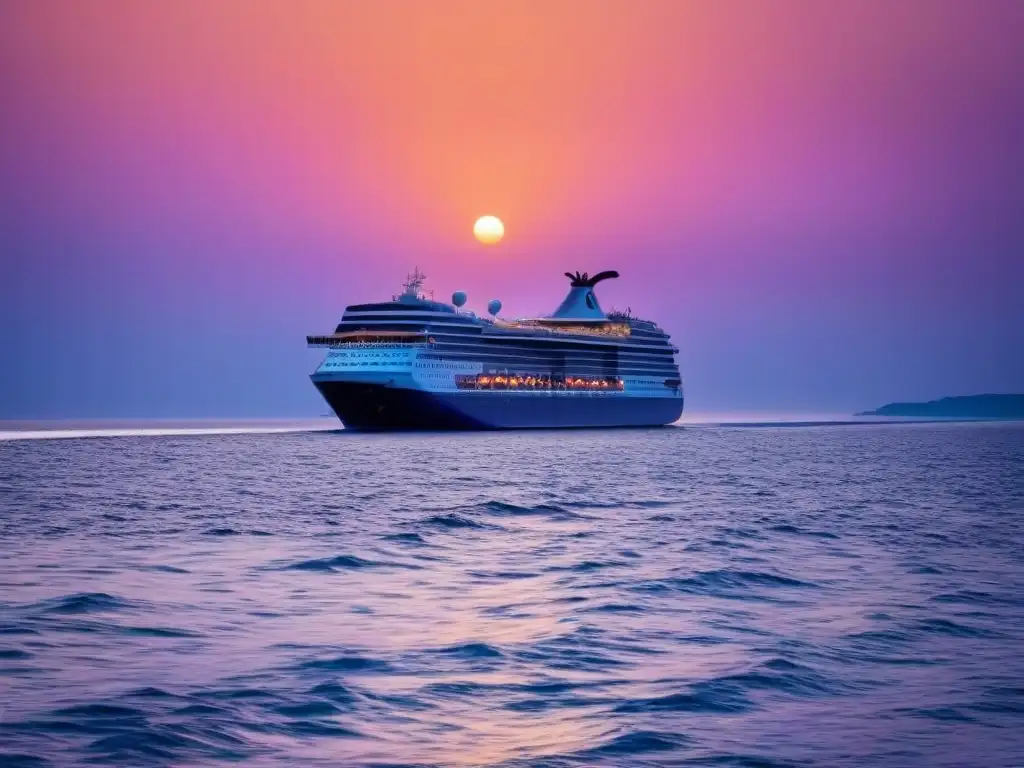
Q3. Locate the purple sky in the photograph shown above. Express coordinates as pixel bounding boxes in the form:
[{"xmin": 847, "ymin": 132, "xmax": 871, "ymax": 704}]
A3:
[{"xmin": 1, "ymin": 1, "xmax": 1022, "ymax": 418}]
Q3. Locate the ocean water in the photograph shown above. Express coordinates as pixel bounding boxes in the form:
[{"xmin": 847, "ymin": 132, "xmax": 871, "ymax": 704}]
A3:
[{"xmin": 1, "ymin": 422, "xmax": 1023, "ymax": 767}]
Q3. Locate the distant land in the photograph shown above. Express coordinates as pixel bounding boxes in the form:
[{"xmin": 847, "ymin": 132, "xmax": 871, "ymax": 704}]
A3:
[{"xmin": 857, "ymin": 394, "xmax": 1024, "ymax": 420}]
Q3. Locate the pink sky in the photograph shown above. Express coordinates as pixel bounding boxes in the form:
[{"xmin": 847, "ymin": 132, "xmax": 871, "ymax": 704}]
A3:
[{"xmin": 1, "ymin": 1, "xmax": 1022, "ymax": 416}]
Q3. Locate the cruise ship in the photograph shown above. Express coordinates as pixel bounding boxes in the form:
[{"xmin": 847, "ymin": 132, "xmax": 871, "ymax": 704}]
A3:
[{"xmin": 307, "ymin": 269, "xmax": 683, "ymax": 430}]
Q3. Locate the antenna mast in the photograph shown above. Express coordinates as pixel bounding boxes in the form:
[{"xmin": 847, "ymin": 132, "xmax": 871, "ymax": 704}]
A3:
[{"xmin": 402, "ymin": 267, "xmax": 427, "ymax": 297}]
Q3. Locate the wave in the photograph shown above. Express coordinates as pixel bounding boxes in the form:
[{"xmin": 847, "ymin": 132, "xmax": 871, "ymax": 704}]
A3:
[
  {"xmin": 279, "ymin": 554, "xmax": 421, "ymax": 572},
  {"xmin": 299, "ymin": 654, "xmax": 391, "ymax": 672},
  {"xmin": 416, "ymin": 513, "xmax": 496, "ymax": 530},
  {"xmin": 930, "ymin": 590, "xmax": 1019, "ymax": 606},
  {"xmin": 35, "ymin": 592, "xmax": 130, "ymax": 615},
  {"xmin": 51, "ymin": 703, "xmax": 147, "ymax": 719},
  {"xmin": 4, "ymin": 695, "xmax": 251, "ymax": 765},
  {"xmin": 547, "ymin": 559, "xmax": 629, "ymax": 573},
  {"xmin": 307, "ymin": 681, "xmax": 358, "ymax": 703},
  {"xmin": 614, "ymin": 684, "xmax": 754, "ymax": 715},
  {"xmin": 476, "ymin": 501, "xmax": 583, "ymax": 520},
  {"xmin": 914, "ymin": 617, "xmax": 999, "ymax": 638},
  {"xmin": 271, "ymin": 700, "xmax": 343, "ymax": 718},
  {"xmin": 768, "ymin": 524, "xmax": 840, "ymax": 540},
  {"xmin": 0, "ymin": 648, "xmax": 33, "ymax": 659},
  {"xmin": 125, "ymin": 687, "xmax": 178, "ymax": 699},
  {"xmin": 582, "ymin": 602, "xmax": 645, "ymax": 615},
  {"xmin": 584, "ymin": 729, "xmax": 692, "ymax": 756},
  {"xmin": 434, "ymin": 642, "xmax": 504, "ymax": 658},
  {"xmin": 467, "ymin": 569, "xmax": 539, "ymax": 580},
  {"xmin": 196, "ymin": 527, "xmax": 272, "ymax": 539},
  {"xmin": 614, "ymin": 659, "xmax": 843, "ymax": 719},
  {"xmin": 653, "ymin": 569, "xmax": 818, "ymax": 598},
  {"xmin": 119, "ymin": 626, "xmax": 201, "ymax": 638},
  {"xmin": 382, "ymin": 532, "xmax": 428, "ymax": 545}
]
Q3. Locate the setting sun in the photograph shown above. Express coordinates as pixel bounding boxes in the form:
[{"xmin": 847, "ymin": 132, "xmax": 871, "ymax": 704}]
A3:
[{"xmin": 473, "ymin": 215, "xmax": 504, "ymax": 245}]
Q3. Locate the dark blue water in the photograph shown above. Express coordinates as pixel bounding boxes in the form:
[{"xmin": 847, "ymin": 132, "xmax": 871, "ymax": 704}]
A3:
[{"xmin": 1, "ymin": 422, "xmax": 1023, "ymax": 766}]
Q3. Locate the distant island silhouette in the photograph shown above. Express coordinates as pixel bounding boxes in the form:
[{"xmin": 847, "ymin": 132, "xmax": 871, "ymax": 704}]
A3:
[{"xmin": 857, "ymin": 394, "xmax": 1024, "ymax": 420}]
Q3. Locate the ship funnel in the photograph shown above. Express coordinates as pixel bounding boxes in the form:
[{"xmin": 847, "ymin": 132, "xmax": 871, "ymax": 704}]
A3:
[
  {"xmin": 549, "ymin": 270, "xmax": 618, "ymax": 320},
  {"xmin": 564, "ymin": 270, "xmax": 619, "ymax": 288}
]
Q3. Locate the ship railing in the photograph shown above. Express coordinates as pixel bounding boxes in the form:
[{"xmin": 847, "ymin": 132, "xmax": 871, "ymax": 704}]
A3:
[
  {"xmin": 504, "ymin": 319, "xmax": 632, "ymax": 338},
  {"xmin": 307, "ymin": 332, "xmax": 432, "ymax": 349}
]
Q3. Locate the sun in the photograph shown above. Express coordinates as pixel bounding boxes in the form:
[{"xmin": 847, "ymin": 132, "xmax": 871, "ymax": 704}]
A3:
[{"xmin": 473, "ymin": 215, "xmax": 504, "ymax": 245}]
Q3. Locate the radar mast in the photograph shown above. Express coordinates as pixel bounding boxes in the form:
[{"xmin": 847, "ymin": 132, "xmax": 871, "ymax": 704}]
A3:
[{"xmin": 402, "ymin": 267, "xmax": 427, "ymax": 297}]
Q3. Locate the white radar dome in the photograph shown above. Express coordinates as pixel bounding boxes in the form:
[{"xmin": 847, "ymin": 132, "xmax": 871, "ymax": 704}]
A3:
[
  {"xmin": 451, "ymin": 291, "xmax": 467, "ymax": 307},
  {"xmin": 487, "ymin": 299, "xmax": 502, "ymax": 316}
]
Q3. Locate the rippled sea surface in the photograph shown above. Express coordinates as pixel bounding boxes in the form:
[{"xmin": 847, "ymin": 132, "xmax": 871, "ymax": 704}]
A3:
[{"xmin": 2, "ymin": 422, "xmax": 1023, "ymax": 767}]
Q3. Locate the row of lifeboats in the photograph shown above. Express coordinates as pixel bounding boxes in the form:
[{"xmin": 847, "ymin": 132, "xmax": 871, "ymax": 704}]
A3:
[{"xmin": 455, "ymin": 374, "xmax": 626, "ymax": 391}]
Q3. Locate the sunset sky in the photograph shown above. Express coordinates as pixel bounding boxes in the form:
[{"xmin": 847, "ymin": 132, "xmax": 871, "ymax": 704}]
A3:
[{"xmin": 1, "ymin": 0, "xmax": 1022, "ymax": 417}]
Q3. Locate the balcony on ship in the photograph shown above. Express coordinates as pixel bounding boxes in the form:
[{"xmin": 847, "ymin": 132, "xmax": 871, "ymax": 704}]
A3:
[{"xmin": 306, "ymin": 330, "xmax": 432, "ymax": 348}]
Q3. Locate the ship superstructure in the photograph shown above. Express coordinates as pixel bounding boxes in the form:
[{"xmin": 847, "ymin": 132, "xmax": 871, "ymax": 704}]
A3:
[{"xmin": 307, "ymin": 269, "xmax": 683, "ymax": 430}]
